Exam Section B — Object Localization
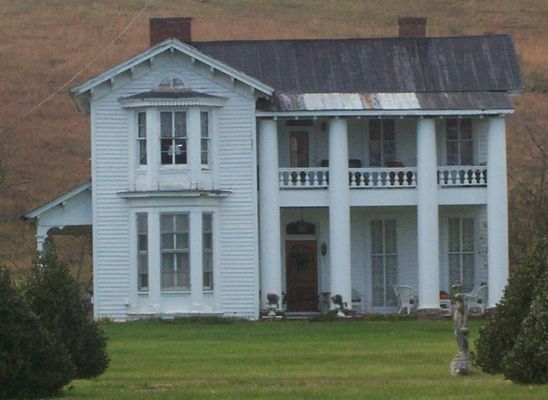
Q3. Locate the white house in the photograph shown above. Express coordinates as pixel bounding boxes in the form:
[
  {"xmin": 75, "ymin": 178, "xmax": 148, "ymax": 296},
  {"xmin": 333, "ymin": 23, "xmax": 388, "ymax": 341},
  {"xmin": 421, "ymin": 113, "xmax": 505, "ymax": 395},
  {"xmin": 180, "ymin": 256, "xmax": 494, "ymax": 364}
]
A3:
[{"xmin": 24, "ymin": 17, "xmax": 523, "ymax": 320}]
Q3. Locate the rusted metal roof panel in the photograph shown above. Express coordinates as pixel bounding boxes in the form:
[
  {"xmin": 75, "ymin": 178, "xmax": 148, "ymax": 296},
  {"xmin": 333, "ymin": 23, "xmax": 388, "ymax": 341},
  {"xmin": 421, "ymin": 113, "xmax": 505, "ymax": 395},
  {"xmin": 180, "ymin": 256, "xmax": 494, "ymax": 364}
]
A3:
[
  {"xmin": 195, "ymin": 35, "xmax": 522, "ymax": 93},
  {"xmin": 270, "ymin": 92, "xmax": 512, "ymax": 111}
]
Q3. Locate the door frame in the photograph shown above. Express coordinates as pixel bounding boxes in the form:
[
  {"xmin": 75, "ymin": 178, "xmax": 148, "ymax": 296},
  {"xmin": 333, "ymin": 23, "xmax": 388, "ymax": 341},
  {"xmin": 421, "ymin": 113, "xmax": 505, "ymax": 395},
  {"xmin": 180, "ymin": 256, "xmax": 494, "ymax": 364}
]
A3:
[{"xmin": 284, "ymin": 239, "xmax": 319, "ymax": 312}]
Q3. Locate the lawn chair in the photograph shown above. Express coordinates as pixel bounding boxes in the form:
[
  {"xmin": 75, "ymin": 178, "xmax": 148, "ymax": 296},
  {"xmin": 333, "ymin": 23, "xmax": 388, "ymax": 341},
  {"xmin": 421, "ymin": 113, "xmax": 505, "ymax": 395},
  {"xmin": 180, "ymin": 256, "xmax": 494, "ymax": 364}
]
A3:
[
  {"xmin": 462, "ymin": 284, "xmax": 488, "ymax": 315},
  {"xmin": 393, "ymin": 285, "xmax": 418, "ymax": 314}
]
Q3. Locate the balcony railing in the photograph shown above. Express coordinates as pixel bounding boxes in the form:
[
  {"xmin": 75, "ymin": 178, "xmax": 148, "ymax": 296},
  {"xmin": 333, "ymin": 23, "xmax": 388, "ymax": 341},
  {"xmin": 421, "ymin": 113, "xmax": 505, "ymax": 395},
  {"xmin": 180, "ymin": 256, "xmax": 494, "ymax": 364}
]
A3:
[
  {"xmin": 278, "ymin": 166, "xmax": 487, "ymax": 189},
  {"xmin": 437, "ymin": 166, "xmax": 487, "ymax": 187},
  {"xmin": 349, "ymin": 167, "xmax": 417, "ymax": 188},
  {"xmin": 279, "ymin": 167, "xmax": 329, "ymax": 188}
]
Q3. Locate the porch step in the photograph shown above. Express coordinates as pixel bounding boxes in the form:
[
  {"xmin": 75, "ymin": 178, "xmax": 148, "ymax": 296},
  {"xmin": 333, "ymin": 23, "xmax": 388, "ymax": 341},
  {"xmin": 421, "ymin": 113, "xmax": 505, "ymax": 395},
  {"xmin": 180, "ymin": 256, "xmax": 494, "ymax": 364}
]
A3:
[{"xmin": 284, "ymin": 312, "xmax": 321, "ymax": 320}]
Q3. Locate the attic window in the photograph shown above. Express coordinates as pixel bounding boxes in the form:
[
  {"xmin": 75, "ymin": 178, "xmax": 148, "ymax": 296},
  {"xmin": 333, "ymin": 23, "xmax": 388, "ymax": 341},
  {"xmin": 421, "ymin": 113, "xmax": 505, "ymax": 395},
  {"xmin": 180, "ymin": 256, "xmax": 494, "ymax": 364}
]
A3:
[{"xmin": 158, "ymin": 77, "xmax": 185, "ymax": 89}]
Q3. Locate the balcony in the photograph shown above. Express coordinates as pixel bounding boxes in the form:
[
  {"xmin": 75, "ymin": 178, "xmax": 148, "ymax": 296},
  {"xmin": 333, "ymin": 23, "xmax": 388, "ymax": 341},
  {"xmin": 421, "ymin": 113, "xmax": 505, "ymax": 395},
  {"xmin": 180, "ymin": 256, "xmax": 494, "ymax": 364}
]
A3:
[{"xmin": 278, "ymin": 165, "xmax": 487, "ymax": 189}]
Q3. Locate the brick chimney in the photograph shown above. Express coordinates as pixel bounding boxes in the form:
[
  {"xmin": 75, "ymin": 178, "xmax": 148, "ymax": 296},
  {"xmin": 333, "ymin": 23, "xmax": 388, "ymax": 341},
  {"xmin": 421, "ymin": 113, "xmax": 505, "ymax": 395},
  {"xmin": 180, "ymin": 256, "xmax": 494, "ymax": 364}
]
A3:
[
  {"xmin": 149, "ymin": 17, "xmax": 192, "ymax": 46},
  {"xmin": 398, "ymin": 17, "xmax": 427, "ymax": 37}
]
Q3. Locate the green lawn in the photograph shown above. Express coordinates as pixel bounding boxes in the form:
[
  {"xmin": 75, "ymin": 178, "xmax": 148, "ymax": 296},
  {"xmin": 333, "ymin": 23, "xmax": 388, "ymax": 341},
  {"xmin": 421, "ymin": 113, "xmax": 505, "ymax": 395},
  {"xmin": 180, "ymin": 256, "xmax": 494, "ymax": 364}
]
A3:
[{"xmin": 67, "ymin": 319, "xmax": 547, "ymax": 399}]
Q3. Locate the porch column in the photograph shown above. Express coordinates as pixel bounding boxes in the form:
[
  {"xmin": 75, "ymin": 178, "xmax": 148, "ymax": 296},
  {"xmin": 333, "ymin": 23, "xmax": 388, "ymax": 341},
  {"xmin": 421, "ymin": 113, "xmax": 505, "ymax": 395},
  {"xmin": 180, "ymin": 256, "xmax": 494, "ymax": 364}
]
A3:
[
  {"xmin": 190, "ymin": 210, "xmax": 203, "ymax": 310},
  {"xmin": 258, "ymin": 118, "xmax": 282, "ymax": 309},
  {"xmin": 487, "ymin": 117, "xmax": 509, "ymax": 307},
  {"xmin": 416, "ymin": 118, "xmax": 440, "ymax": 310},
  {"xmin": 328, "ymin": 118, "xmax": 352, "ymax": 308},
  {"xmin": 36, "ymin": 226, "xmax": 50, "ymax": 254}
]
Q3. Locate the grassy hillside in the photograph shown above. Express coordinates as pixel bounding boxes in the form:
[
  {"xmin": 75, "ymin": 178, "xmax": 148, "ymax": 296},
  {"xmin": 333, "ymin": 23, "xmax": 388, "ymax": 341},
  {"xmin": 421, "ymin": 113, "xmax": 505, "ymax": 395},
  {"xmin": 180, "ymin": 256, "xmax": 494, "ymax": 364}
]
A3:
[{"xmin": 0, "ymin": 0, "xmax": 546, "ymax": 268}]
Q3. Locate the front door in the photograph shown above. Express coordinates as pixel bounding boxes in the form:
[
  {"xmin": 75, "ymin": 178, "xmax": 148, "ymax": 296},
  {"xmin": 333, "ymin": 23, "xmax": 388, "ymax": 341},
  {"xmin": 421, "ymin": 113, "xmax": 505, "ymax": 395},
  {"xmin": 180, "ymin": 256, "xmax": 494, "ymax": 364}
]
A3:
[{"xmin": 285, "ymin": 240, "xmax": 318, "ymax": 312}]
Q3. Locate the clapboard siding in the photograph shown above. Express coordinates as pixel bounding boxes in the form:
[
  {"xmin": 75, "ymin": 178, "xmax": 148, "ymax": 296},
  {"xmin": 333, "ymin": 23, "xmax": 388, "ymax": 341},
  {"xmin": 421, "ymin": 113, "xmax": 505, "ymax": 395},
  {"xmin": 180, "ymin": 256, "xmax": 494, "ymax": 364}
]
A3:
[{"xmin": 91, "ymin": 53, "xmax": 258, "ymax": 320}]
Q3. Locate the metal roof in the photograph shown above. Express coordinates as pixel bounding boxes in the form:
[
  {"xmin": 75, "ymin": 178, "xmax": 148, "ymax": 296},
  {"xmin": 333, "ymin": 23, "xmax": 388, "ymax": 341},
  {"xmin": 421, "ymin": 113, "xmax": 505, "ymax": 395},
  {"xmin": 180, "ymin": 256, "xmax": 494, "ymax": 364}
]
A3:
[
  {"xmin": 270, "ymin": 91, "xmax": 513, "ymax": 112},
  {"xmin": 195, "ymin": 35, "xmax": 523, "ymax": 94}
]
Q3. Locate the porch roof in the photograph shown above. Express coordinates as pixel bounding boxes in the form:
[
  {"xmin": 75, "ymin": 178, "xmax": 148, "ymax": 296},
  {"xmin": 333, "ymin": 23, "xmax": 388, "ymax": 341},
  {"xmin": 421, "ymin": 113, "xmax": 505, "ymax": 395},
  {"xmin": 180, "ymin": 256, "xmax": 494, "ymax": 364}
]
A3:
[
  {"xmin": 22, "ymin": 180, "xmax": 91, "ymax": 221},
  {"xmin": 265, "ymin": 91, "xmax": 513, "ymax": 113}
]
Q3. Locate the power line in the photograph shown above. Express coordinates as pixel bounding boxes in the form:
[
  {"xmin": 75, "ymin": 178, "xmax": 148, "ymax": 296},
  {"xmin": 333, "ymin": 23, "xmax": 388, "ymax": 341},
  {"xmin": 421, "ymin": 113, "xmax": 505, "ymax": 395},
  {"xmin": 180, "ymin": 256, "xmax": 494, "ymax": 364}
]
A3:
[{"xmin": 0, "ymin": 0, "xmax": 155, "ymax": 135}]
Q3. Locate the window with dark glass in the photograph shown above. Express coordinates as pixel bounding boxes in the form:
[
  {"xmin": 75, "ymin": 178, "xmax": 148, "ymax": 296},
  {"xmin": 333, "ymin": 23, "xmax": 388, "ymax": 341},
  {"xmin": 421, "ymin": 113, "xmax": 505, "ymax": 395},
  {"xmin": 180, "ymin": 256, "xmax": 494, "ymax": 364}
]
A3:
[
  {"xmin": 160, "ymin": 214, "xmax": 190, "ymax": 290},
  {"xmin": 448, "ymin": 218, "xmax": 475, "ymax": 292},
  {"xmin": 369, "ymin": 119, "xmax": 396, "ymax": 167},
  {"xmin": 371, "ymin": 219, "xmax": 398, "ymax": 308},
  {"xmin": 137, "ymin": 112, "xmax": 147, "ymax": 165},
  {"xmin": 160, "ymin": 111, "xmax": 187, "ymax": 165},
  {"xmin": 137, "ymin": 213, "xmax": 148, "ymax": 292},
  {"xmin": 201, "ymin": 111, "xmax": 210, "ymax": 166},
  {"xmin": 446, "ymin": 119, "xmax": 473, "ymax": 165},
  {"xmin": 202, "ymin": 213, "xmax": 213, "ymax": 290}
]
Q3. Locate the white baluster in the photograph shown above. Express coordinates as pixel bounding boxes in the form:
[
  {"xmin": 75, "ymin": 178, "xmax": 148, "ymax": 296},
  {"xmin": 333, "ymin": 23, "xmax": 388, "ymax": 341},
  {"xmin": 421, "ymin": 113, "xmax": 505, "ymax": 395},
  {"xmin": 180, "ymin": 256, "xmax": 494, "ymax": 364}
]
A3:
[
  {"xmin": 350, "ymin": 171, "xmax": 356, "ymax": 187},
  {"xmin": 304, "ymin": 171, "xmax": 310, "ymax": 186}
]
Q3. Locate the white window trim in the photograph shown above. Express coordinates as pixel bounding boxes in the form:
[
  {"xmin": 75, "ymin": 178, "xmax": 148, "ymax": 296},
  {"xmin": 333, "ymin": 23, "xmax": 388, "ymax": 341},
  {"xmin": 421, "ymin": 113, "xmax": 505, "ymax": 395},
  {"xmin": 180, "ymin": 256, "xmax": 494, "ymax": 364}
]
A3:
[
  {"xmin": 160, "ymin": 212, "xmax": 190, "ymax": 292},
  {"xmin": 370, "ymin": 219, "xmax": 398, "ymax": 309}
]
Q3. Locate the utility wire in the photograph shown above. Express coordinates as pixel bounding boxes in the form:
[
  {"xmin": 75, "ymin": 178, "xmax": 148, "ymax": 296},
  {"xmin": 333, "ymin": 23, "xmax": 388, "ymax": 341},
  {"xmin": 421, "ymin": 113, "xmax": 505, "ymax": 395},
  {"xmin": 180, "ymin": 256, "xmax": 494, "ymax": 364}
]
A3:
[{"xmin": 0, "ymin": 0, "xmax": 155, "ymax": 135}]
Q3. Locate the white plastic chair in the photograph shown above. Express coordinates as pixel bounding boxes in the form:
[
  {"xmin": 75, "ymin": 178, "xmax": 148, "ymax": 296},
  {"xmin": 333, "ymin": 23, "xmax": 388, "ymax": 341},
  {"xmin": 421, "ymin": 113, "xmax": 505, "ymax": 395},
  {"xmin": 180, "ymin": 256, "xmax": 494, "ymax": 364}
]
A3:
[
  {"xmin": 463, "ymin": 284, "xmax": 488, "ymax": 314},
  {"xmin": 393, "ymin": 285, "xmax": 418, "ymax": 314}
]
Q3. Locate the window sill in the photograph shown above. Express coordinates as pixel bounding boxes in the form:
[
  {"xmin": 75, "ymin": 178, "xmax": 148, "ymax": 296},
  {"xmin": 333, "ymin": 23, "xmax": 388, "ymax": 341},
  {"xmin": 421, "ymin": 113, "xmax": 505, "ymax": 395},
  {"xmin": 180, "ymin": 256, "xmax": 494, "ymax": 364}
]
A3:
[
  {"xmin": 203, "ymin": 290, "xmax": 214, "ymax": 294},
  {"xmin": 161, "ymin": 290, "xmax": 191, "ymax": 294},
  {"xmin": 159, "ymin": 165, "xmax": 190, "ymax": 171},
  {"xmin": 137, "ymin": 291, "xmax": 149, "ymax": 295}
]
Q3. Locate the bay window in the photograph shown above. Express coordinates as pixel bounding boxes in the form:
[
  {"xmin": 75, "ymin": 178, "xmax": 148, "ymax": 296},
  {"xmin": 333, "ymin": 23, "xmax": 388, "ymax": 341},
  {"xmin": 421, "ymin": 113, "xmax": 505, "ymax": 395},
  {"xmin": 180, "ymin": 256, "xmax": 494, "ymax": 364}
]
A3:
[
  {"xmin": 202, "ymin": 213, "xmax": 213, "ymax": 290},
  {"xmin": 137, "ymin": 112, "xmax": 147, "ymax": 165},
  {"xmin": 137, "ymin": 213, "xmax": 148, "ymax": 292},
  {"xmin": 160, "ymin": 111, "xmax": 187, "ymax": 165},
  {"xmin": 201, "ymin": 111, "xmax": 210, "ymax": 166},
  {"xmin": 160, "ymin": 213, "xmax": 190, "ymax": 290}
]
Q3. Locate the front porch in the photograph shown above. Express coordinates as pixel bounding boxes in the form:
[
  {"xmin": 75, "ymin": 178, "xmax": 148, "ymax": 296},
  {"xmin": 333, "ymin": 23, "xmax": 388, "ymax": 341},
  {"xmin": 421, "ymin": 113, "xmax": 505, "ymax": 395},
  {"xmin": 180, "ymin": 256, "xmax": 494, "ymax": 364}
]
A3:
[{"xmin": 271, "ymin": 206, "xmax": 488, "ymax": 315}]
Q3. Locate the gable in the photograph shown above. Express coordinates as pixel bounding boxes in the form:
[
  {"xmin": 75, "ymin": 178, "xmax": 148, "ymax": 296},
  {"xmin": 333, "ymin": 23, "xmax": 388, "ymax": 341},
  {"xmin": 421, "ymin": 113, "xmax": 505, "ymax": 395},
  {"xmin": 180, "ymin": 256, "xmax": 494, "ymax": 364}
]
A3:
[{"xmin": 71, "ymin": 39, "xmax": 274, "ymax": 115}]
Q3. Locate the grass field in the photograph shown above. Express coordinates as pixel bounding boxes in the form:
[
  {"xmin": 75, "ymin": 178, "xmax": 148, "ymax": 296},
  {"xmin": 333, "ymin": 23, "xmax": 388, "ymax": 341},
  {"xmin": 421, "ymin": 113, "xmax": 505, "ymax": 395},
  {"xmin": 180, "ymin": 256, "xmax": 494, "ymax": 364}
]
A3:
[{"xmin": 66, "ymin": 319, "xmax": 548, "ymax": 399}]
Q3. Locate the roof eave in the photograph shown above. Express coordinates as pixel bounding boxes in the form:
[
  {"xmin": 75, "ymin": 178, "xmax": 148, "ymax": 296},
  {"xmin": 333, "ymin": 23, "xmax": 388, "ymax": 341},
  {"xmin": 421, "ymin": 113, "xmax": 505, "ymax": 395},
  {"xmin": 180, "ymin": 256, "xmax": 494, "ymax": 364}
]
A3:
[
  {"xmin": 70, "ymin": 39, "xmax": 274, "ymax": 115},
  {"xmin": 22, "ymin": 180, "xmax": 92, "ymax": 221}
]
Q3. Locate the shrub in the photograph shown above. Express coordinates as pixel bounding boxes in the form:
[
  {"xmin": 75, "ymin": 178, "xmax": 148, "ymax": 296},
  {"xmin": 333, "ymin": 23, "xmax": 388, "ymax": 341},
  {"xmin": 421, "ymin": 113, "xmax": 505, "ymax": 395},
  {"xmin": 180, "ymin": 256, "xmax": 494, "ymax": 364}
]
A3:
[
  {"xmin": 23, "ymin": 250, "xmax": 109, "ymax": 379},
  {"xmin": 475, "ymin": 238, "xmax": 547, "ymax": 376},
  {"xmin": 501, "ymin": 275, "xmax": 548, "ymax": 384},
  {"xmin": 0, "ymin": 267, "xmax": 74, "ymax": 399}
]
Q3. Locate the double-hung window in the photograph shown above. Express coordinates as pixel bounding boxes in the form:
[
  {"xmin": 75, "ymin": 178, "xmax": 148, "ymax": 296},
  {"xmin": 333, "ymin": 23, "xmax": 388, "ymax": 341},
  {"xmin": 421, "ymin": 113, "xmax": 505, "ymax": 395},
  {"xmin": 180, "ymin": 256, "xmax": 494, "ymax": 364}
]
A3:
[
  {"xmin": 448, "ymin": 218, "xmax": 475, "ymax": 292},
  {"xmin": 446, "ymin": 119, "xmax": 473, "ymax": 165},
  {"xmin": 369, "ymin": 119, "xmax": 396, "ymax": 167},
  {"xmin": 160, "ymin": 111, "xmax": 187, "ymax": 165},
  {"xmin": 136, "ymin": 213, "xmax": 148, "ymax": 292},
  {"xmin": 137, "ymin": 112, "xmax": 147, "ymax": 165},
  {"xmin": 371, "ymin": 219, "xmax": 398, "ymax": 308},
  {"xmin": 201, "ymin": 111, "xmax": 210, "ymax": 166},
  {"xmin": 160, "ymin": 214, "xmax": 190, "ymax": 291},
  {"xmin": 202, "ymin": 213, "xmax": 213, "ymax": 290}
]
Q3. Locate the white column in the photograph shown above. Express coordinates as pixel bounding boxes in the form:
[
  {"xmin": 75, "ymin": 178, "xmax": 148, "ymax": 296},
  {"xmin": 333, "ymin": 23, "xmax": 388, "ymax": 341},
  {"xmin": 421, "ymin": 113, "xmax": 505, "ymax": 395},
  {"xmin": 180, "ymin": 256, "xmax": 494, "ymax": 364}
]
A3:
[
  {"xmin": 148, "ymin": 209, "xmax": 161, "ymax": 311},
  {"xmin": 36, "ymin": 225, "xmax": 49, "ymax": 254},
  {"xmin": 190, "ymin": 210, "xmax": 203, "ymax": 310},
  {"xmin": 328, "ymin": 118, "xmax": 352, "ymax": 308},
  {"xmin": 258, "ymin": 119, "xmax": 282, "ymax": 310},
  {"xmin": 487, "ymin": 117, "xmax": 509, "ymax": 307},
  {"xmin": 146, "ymin": 109, "xmax": 159, "ymax": 191},
  {"xmin": 188, "ymin": 108, "xmax": 201, "ymax": 189},
  {"xmin": 417, "ymin": 118, "xmax": 440, "ymax": 310}
]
